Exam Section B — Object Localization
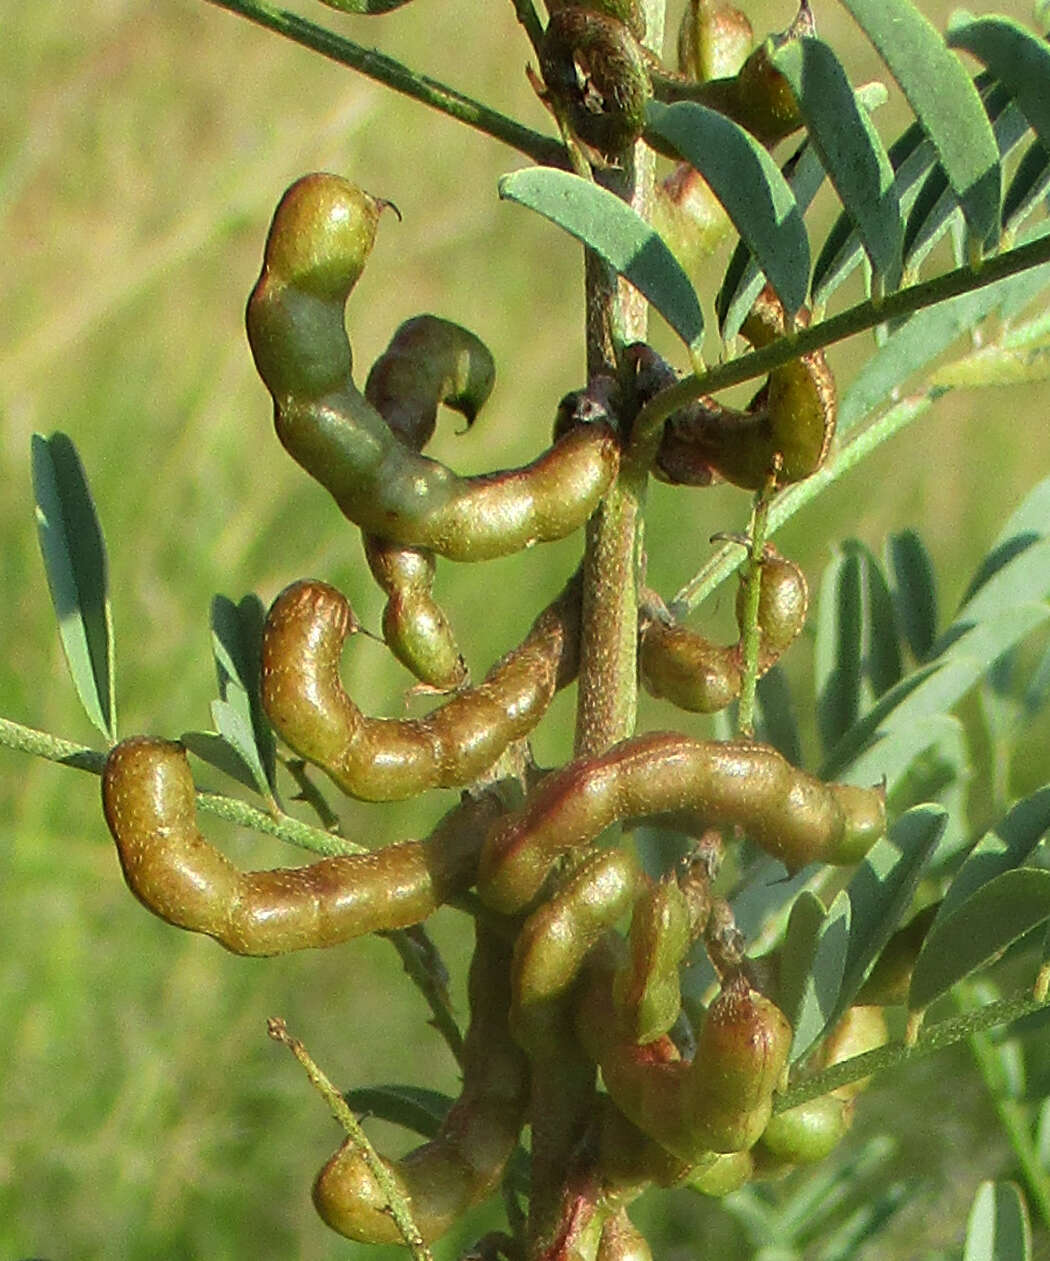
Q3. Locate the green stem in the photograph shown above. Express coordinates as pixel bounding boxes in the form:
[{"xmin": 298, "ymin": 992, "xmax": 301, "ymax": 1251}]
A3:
[
  {"xmin": 634, "ymin": 231, "xmax": 1050, "ymax": 447},
  {"xmin": 511, "ymin": 0, "xmax": 545, "ymax": 59},
  {"xmin": 671, "ymin": 391, "xmax": 936, "ymax": 617},
  {"xmin": 775, "ymin": 988, "xmax": 1050, "ymax": 1113},
  {"xmin": 380, "ymin": 925, "xmax": 465, "ymax": 1067},
  {"xmin": 267, "ymin": 1017, "xmax": 434, "ymax": 1261},
  {"xmin": 0, "ymin": 714, "xmax": 365, "ymax": 858},
  {"xmin": 736, "ymin": 488, "xmax": 773, "ymax": 738},
  {"xmin": 205, "ymin": 0, "xmax": 565, "ymax": 166}
]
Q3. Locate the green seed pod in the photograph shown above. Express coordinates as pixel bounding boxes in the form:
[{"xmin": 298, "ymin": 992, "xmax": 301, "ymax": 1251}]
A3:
[
  {"xmin": 650, "ymin": 165, "xmax": 733, "ymax": 276},
  {"xmin": 101, "ymin": 737, "xmax": 501, "ymax": 956},
  {"xmin": 755, "ymin": 1094, "xmax": 851, "ymax": 1168},
  {"xmin": 512, "ymin": 847, "xmax": 641, "ymax": 1053},
  {"xmin": 359, "ymin": 315, "xmax": 497, "ymax": 690},
  {"xmin": 314, "ymin": 924, "xmax": 529, "ymax": 1244},
  {"xmin": 261, "ymin": 574, "xmax": 581, "ymax": 802},
  {"xmin": 246, "ymin": 174, "xmax": 619, "ymax": 560},
  {"xmin": 682, "ymin": 1149, "xmax": 753, "ymax": 1196},
  {"xmin": 596, "ymin": 1208, "xmax": 652, "ymax": 1261},
  {"xmin": 478, "ymin": 731, "xmax": 886, "ymax": 915},
  {"xmin": 816, "ymin": 1004, "xmax": 888, "ymax": 1100},
  {"xmin": 640, "ymin": 549, "xmax": 808, "ymax": 713},
  {"xmin": 856, "ymin": 905, "xmax": 938, "ymax": 1007},
  {"xmin": 676, "ymin": 0, "xmax": 754, "ymax": 83},
  {"xmin": 657, "ymin": 288, "xmax": 836, "ymax": 490},
  {"xmin": 614, "ymin": 876, "xmax": 692, "ymax": 1044},
  {"xmin": 540, "ymin": 8, "xmax": 653, "ymax": 157}
]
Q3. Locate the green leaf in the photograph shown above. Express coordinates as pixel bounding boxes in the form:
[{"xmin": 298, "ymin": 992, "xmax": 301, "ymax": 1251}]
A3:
[
  {"xmin": 1003, "ymin": 140, "xmax": 1050, "ymax": 238},
  {"xmin": 755, "ymin": 666, "xmax": 802, "ymax": 767},
  {"xmin": 887, "ymin": 530, "xmax": 938, "ymax": 660},
  {"xmin": 645, "ymin": 100, "xmax": 810, "ymax": 315},
  {"xmin": 31, "ymin": 432, "xmax": 116, "ymax": 741},
  {"xmin": 910, "ymin": 869, "xmax": 1050, "ymax": 1010},
  {"xmin": 777, "ymin": 890, "xmax": 851, "ymax": 1062},
  {"xmin": 935, "ymin": 785, "xmax": 1050, "ymax": 927},
  {"xmin": 317, "ymin": 0, "xmax": 416, "ymax": 10},
  {"xmin": 343, "ymin": 1084, "xmax": 452, "ymax": 1139},
  {"xmin": 833, "ymin": 805, "xmax": 946, "ymax": 1022},
  {"xmin": 180, "ymin": 730, "xmax": 262, "ymax": 795},
  {"xmin": 209, "ymin": 594, "xmax": 277, "ymax": 803},
  {"xmin": 955, "ymin": 476, "xmax": 1050, "ymax": 618},
  {"xmin": 772, "ymin": 38, "xmax": 901, "ymax": 290},
  {"xmin": 963, "ymin": 1181, "xmax": 1032, "ymax": 1261},
  {"xmin": 837, "ymin": 0, "xmax": 1001, "ymax": 248},
  {"xmin": 949, "ymin": 14, "xmax": 1050, "ymax": 160},
  {"xmin": 499, "ymin": 168, "xmax": 703, "ymax": 353},
  {"xmin": 717, "ymin": 140, "xmax": 827, "ymax": 342}
]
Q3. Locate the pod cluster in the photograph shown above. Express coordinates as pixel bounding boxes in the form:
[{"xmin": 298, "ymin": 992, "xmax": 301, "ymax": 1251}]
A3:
[{"xmin": 100, "ymin": 79, "xmax": 885, "ymax": 1252}]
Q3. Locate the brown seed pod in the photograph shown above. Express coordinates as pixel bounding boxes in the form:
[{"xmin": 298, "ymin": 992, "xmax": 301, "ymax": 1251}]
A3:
[
  {"xmin": 546, "ymin": 0, "xmax": 646, "ymax": 42},
  {"xmin": 540, "ymin": 7, "xmax": 653, "ymax": 157},
  {"xmin": 260, "ymin": 573, "xmax": 581, "ymax": 802},
  {"xmin": 101, "ymin": 737, "xmax": 501, "ymax": 956},
  {"xmin": 478, "ymin": 731, "xmax": 886, "ymax": 915},
  {"xmin": 656, "ymin": 287, "xmax": 836, "ymax": 490},
  {"xmin": 246, "ymin": 173, "xmax": 619, "ymax": 561},
  {"xmin": 313, "ymin": 924, "xmax": 529, "ymax": 1244},
  {"xmin": 640, "ymin": 548, "xmax": 808, "ymax": 714}
]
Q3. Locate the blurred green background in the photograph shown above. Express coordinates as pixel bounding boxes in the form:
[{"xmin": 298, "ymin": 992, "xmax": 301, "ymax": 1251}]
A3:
[{"xmin": 4, "ymin": 1, "xmax": 1050, "ymax": 1257}]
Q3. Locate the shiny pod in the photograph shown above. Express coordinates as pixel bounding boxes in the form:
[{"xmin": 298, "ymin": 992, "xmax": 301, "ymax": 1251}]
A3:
[
  {"xmin": 246, "ymin": 173, "xmax": 619, "ymax": 560},
  {"xmin": 101, "ymin": 737, "xmax": 500, "ymax": 956},
  {"xmin": 640, "ymin": 550, "xmax": 808, "ymax": 713},
  {"xmin": 755, "ymin": 1094, "xmax": 851, "ymax": 1168},
  {"xmin": 260, "ymin": 574, "xmax": 581, "ymax": 802},
  {"xmin": 313, "ymin": 924, "xmax": 528, "ymax": 1244},
  {"xmin": 478, "ymin": 730, "xmax": 886, "ymax": 914},
  {"xmin": 614, "ymin": 877, "xmax": 693, "ymax": 1043},
  {"xmin": 677, "ymin": 0, "xmax": 754, "ymax": 83},
  {"xmin": 656, "ymin": 287, "xmax": 835, "ymax": 490}
]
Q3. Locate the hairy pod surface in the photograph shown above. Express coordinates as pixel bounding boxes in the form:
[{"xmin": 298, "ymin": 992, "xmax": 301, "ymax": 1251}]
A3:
[
  {"xmin": 477, "ymin": 731, "xmax": 886, "ymax": 914},
  {"xmin": 540, "ymin": 8, "xmax": 653, "ymax": 157},
  {"xmin": 511, "ymin": 847, "xmax": 641, "ymax": 1053},
  {"xmin": 546, "ymin": 0, "xmax": 647, "ymax": 42},
  {"xmin": 313, "ymin": 924, "xmax": 529, "ymax": 1244},
  {"xmin": 246, "ymin": 173, "xmax": 619, "ymax": 560},
  {"xmin": 656, "ymin": 288, "xmax": 835, "ymax": 490},
  {"xmin": 640, "ymin": 550, "xmax": 807, "ymax": 713},
  {"xmin": 261, "ymin": 574, "xmax": 581, "ymax": 801},
  {"xmin": 101, "ymin": 737, "xmax": 500, "ymax": 955}
]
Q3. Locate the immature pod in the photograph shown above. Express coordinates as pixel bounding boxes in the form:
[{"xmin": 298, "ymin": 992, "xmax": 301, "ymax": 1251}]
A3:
[
  {"xmin": 511, "ymin": 847, "xmax": 641, "ymax": 1053},
  {"xmin": 246, "ymin": 173, "xmax": 619, "ymax": 560},
  {"xmin": 314, "ymin": 924, "xmax": 529, "ymax": 1244},
  {"xmin": 640, "ymin": 549, "xmax": 807, "ymax": 713},
  {"xmin": 478, "ymin": 731, "xmax": 886, "ymax": 915},
  {"xmin": 650, "ymin": 165, "xmax": 732, "ymax": 276},
  {"xmin": 657, "ymin": 288, "xmax": 836, "ymax": 490},
  {"xmin": 753, "ymin": 1094, "xmax": 851, "ymax": 1169},
  {"xmin": 360, "ymin": 315, "xmax": 497, "ymax": 689},
  {"xmin": 677, "ymin": 0, "xmax": 754, "ymax": 83},
  {"xmin": 101, "ymin": 737, "xmax": 501, "ymax": 956},
  {"xmin": 579, "ymin": 967, "xmax": 791, "ymax": 1162},
  {"xmin": 261, "ymin": 573, "xmax": 581, "ymax": 802},
  {"xmin": 613, "ymin": 876, "xmax": 693, "ymax": 1044},
  {"xmin": 540, "ymin": 7, "xmax": 653, "ymax": 157}
]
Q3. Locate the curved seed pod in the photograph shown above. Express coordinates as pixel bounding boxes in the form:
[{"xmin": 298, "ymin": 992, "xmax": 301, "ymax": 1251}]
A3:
[
  {"xmin": 261, "ymin": 573, "xmax": 581, "ymax": 802},
  {"xmin": 656, "ymin": 287, "xmax": 836, "ymax": 490},
  {"xmin": 478, "ymin": 731, "xmax": 886, "ymax": 915},
  {"xmin": 246, "ymin": 174, "xmax": 619, "ymax": 560},
  {"xmin": 546, "ymin": 0, "xmax": 646, "ymax": 42},
  {"xmin": 614, "ymin": 877, "xmax": 693, "ymax": 1044},
  {"xmin": 364, "ymin": 314, "xmax": 495, "ymax": 450},
  {"xmin": 682, "ymin": 1149, "xmax": 753, "ymax": 1196},
  {"xmin": 101, "ymin": 737, "xmax": 501, "ymax": 956},
  {"xmin": 816, "ymin": 1004, "xmax": 888, "ymax": 1100},
  {"xmin": 363, "ymin": 536, "xmax": 467, "ymax": 690},
  {"xmin": 511, "ymin": 847, "xmax": 641, "ymax": 1053},
  {"xmin": 640, "ymin": 549, "xmax": 807, "ymax": 713},
  {"xmin": 650, "ymin": 165, "xmax": 733, "ymax": 275},
  {"xmin": 360, "ymin": 316, "xmax": 496, "ymax": 689},
  {"xmin": 314, "ymin": 923, "xmax": 529, "ymax": 1244},
  {"xmin": 651, "ymin": 3, "xmax": 810, "ymax": 147},
  {"xmin": 677, "ymin": 0, "xmax": 754, "ymax": 83},
  {"xmin": 540, "ymin": 8, "xmax": 653, "ymax": 157},
  {"xmin": 754, "ymin": 1094, "xmax": 851, "ymax": 1169},
  {"xmin": 580, "ymin": 968, "xmax": 791, "ymax": 1162}
]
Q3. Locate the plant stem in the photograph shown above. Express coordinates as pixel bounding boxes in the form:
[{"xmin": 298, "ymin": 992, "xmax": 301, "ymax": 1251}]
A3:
[
  {"xmin": 267, "ymin": 1016, "xmax": 434, "ymax": 1260},
  {"xmin": 735, "ymin": 487, "xmax": 773, "ymax": 738},
  {"xmin": 634, "ymin": 231, "xmax": 1050, "ymax": 447},
  {"xmin": 775, "ymin": 987, "xmax": 1050, "ymax": 1113},
  {"xmin": 0, "ymin": 714, "xmax": 365, "ymax": 858},
  {"xmin": 671, "ymin": 391, "xmax": 936, "ymax": 617},
  {"xmin": 205, "ymin": 0, "xmax": 565, "ymax": 166},
  {"xmin": 380, "ymin": 925, "xmax": 465, "ymax": 1066}
]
